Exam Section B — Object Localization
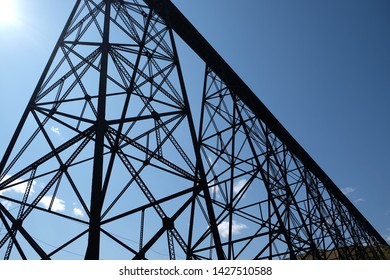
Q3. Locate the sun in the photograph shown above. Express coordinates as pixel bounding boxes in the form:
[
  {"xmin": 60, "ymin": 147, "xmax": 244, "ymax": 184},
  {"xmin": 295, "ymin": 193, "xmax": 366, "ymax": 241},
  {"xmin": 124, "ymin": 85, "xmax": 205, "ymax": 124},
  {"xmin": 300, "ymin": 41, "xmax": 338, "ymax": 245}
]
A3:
[{"xmin": 0, "ymin": 0, "xmax": 17, "ymax": 24}]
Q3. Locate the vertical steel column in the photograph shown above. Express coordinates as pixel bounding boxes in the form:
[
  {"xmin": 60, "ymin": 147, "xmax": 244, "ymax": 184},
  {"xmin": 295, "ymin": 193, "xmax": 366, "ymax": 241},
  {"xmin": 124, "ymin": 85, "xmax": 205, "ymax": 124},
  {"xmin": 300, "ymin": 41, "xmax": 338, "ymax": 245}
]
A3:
[
  {"xmin": 165, "ymin": 18, "xmax": 226, "ymax": 258},
  {"xmin": 85, "ymin": 0, "xmax": 112, "ymax": 260}
]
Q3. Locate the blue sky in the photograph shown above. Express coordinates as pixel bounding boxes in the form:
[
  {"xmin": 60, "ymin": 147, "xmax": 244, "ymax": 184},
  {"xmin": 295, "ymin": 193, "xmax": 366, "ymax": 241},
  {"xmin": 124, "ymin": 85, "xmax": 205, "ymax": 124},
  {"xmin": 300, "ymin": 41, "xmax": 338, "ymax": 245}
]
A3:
[
  {"xmin": 0, "ymin": 0, "xmax": 389, "ymax": 257},
  {"xmin": 171, "ymin": 0, "xmax": 390, "ymax": 245}
]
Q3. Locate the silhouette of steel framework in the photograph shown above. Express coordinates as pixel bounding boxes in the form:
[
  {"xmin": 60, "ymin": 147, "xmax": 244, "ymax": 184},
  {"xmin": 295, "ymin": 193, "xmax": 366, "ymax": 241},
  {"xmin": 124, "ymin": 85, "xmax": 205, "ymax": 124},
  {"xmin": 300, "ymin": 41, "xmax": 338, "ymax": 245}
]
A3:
[{"xmin": 0, "ymin": 0, "xmax": 388, "ymax": 260}]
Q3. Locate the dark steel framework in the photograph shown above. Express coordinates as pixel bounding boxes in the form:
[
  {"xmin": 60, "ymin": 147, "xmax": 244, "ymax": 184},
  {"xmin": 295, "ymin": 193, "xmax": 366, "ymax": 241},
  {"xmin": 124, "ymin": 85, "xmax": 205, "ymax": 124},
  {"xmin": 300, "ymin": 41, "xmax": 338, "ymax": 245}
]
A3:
[{"xmin": 0, "ymin": 0, "xmax": 388, "ymax": 260}]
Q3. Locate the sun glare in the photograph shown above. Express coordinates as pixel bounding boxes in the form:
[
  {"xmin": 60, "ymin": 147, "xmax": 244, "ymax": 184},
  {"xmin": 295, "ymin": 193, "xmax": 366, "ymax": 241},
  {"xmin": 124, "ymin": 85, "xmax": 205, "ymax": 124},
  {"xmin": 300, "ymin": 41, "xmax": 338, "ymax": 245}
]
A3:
[{"xmin": 0, "ymin": 0, "xmax": 16, "ymax": 24}]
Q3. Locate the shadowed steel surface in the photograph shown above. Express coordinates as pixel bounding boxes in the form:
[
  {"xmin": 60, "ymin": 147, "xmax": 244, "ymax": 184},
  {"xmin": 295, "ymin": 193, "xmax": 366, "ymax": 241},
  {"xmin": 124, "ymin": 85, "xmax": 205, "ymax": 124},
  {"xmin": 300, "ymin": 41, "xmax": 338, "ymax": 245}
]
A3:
[{"xmin": 0, "ymin": 0, "xmax": 388, "ymax": 260}]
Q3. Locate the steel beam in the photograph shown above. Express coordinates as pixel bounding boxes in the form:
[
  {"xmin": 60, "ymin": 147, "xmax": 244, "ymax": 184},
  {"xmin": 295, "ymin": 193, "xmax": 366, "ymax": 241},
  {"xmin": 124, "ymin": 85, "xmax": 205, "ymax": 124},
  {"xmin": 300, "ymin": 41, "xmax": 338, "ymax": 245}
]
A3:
[{"xmin": 144, "ymin": 0, "xmax": 387, "ymax": 246}]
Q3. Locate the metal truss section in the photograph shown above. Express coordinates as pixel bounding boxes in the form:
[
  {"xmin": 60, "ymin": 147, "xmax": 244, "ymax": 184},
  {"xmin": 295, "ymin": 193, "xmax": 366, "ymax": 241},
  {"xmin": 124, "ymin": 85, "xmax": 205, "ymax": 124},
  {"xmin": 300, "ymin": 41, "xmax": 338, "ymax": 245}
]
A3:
[
  {"xmin": 0, "ymin": 0, "xmax": 388, "ymax": 259},
  {"xmin": 197, "ymin": 67, "xmax": 386, "ymax": 259}
]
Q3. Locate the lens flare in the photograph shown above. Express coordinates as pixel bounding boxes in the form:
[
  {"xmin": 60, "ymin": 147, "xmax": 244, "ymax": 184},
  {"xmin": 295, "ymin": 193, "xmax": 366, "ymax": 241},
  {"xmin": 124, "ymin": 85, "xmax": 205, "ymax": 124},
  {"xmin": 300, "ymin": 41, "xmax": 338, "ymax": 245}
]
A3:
[{"xmin": 0, "ymin": 0, "xmax": 16, "ymax": 24}]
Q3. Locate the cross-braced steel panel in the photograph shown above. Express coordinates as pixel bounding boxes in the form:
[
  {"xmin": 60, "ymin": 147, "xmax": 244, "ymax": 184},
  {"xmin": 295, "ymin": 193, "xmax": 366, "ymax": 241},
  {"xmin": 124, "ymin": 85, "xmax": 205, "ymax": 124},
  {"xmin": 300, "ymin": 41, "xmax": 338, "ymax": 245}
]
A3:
[{"xmin": 0, "ymin": 0, "xmax": 388, "ymax": 260}]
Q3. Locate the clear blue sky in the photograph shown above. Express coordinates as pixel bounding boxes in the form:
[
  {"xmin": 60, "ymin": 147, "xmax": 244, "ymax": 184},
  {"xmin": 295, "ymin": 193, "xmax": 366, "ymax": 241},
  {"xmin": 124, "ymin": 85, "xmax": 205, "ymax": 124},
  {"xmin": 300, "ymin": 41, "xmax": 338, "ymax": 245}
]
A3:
[{"xmin": 0, "ymin": 0, "xmax": 389, "ymax": 256}]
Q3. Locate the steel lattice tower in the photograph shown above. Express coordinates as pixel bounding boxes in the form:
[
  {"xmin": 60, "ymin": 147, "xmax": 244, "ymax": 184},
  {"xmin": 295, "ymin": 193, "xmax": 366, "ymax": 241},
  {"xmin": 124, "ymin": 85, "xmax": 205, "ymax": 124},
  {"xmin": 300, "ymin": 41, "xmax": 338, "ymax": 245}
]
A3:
[{"xmin": 0, "ymin": 0, "xmax": 388, "ymax": 260}]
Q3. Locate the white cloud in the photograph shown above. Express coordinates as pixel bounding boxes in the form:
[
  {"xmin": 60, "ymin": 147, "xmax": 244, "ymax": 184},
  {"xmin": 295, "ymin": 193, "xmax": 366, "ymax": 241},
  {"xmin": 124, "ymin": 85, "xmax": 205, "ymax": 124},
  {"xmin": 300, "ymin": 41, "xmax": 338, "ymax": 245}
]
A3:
[
  {"xmin": 0, "ymin": 174, "xmax": 36, "ymax": 195},
  {"xmin": 73, "ymin": 207, "xmax": 84, "ymax": 217},
  {"xmin": 341, "ymin": 187, "xmax": 365, "ymax": 204},
  {"xmin": 354, "ymin": 197, "xmax": 365, "ymax": 203},
  {"xmin": 233, "ymin": 179, "xmax": 247, "ymax": 195},
  {"xmin": 50, "ymin": 126, "xmax": 61, "ymax": 136},
  {"xmin": 208, "ymin": 180, "xmax": 220, "ymax": 198},
  {"xmin": 208, "ymin": 178, "xmax": 248, "ymax": 199},
  {"xmin": 384, "ymin": 234, "xmax": 390, "ymax": 242},
  {"xmin": 39, "ymin": 196, "xmax": 65, "ymax": 212},
  {"xmin": 1, "ymin": 200, "xmax": 13, "ymax": 210},
  {"xmin": 218, "ymin": 220, "xmax": 248, "ymax": 239},
  {"xmin": 341, "ymin": 187, "xmax": 356, "ymax": 196}
]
